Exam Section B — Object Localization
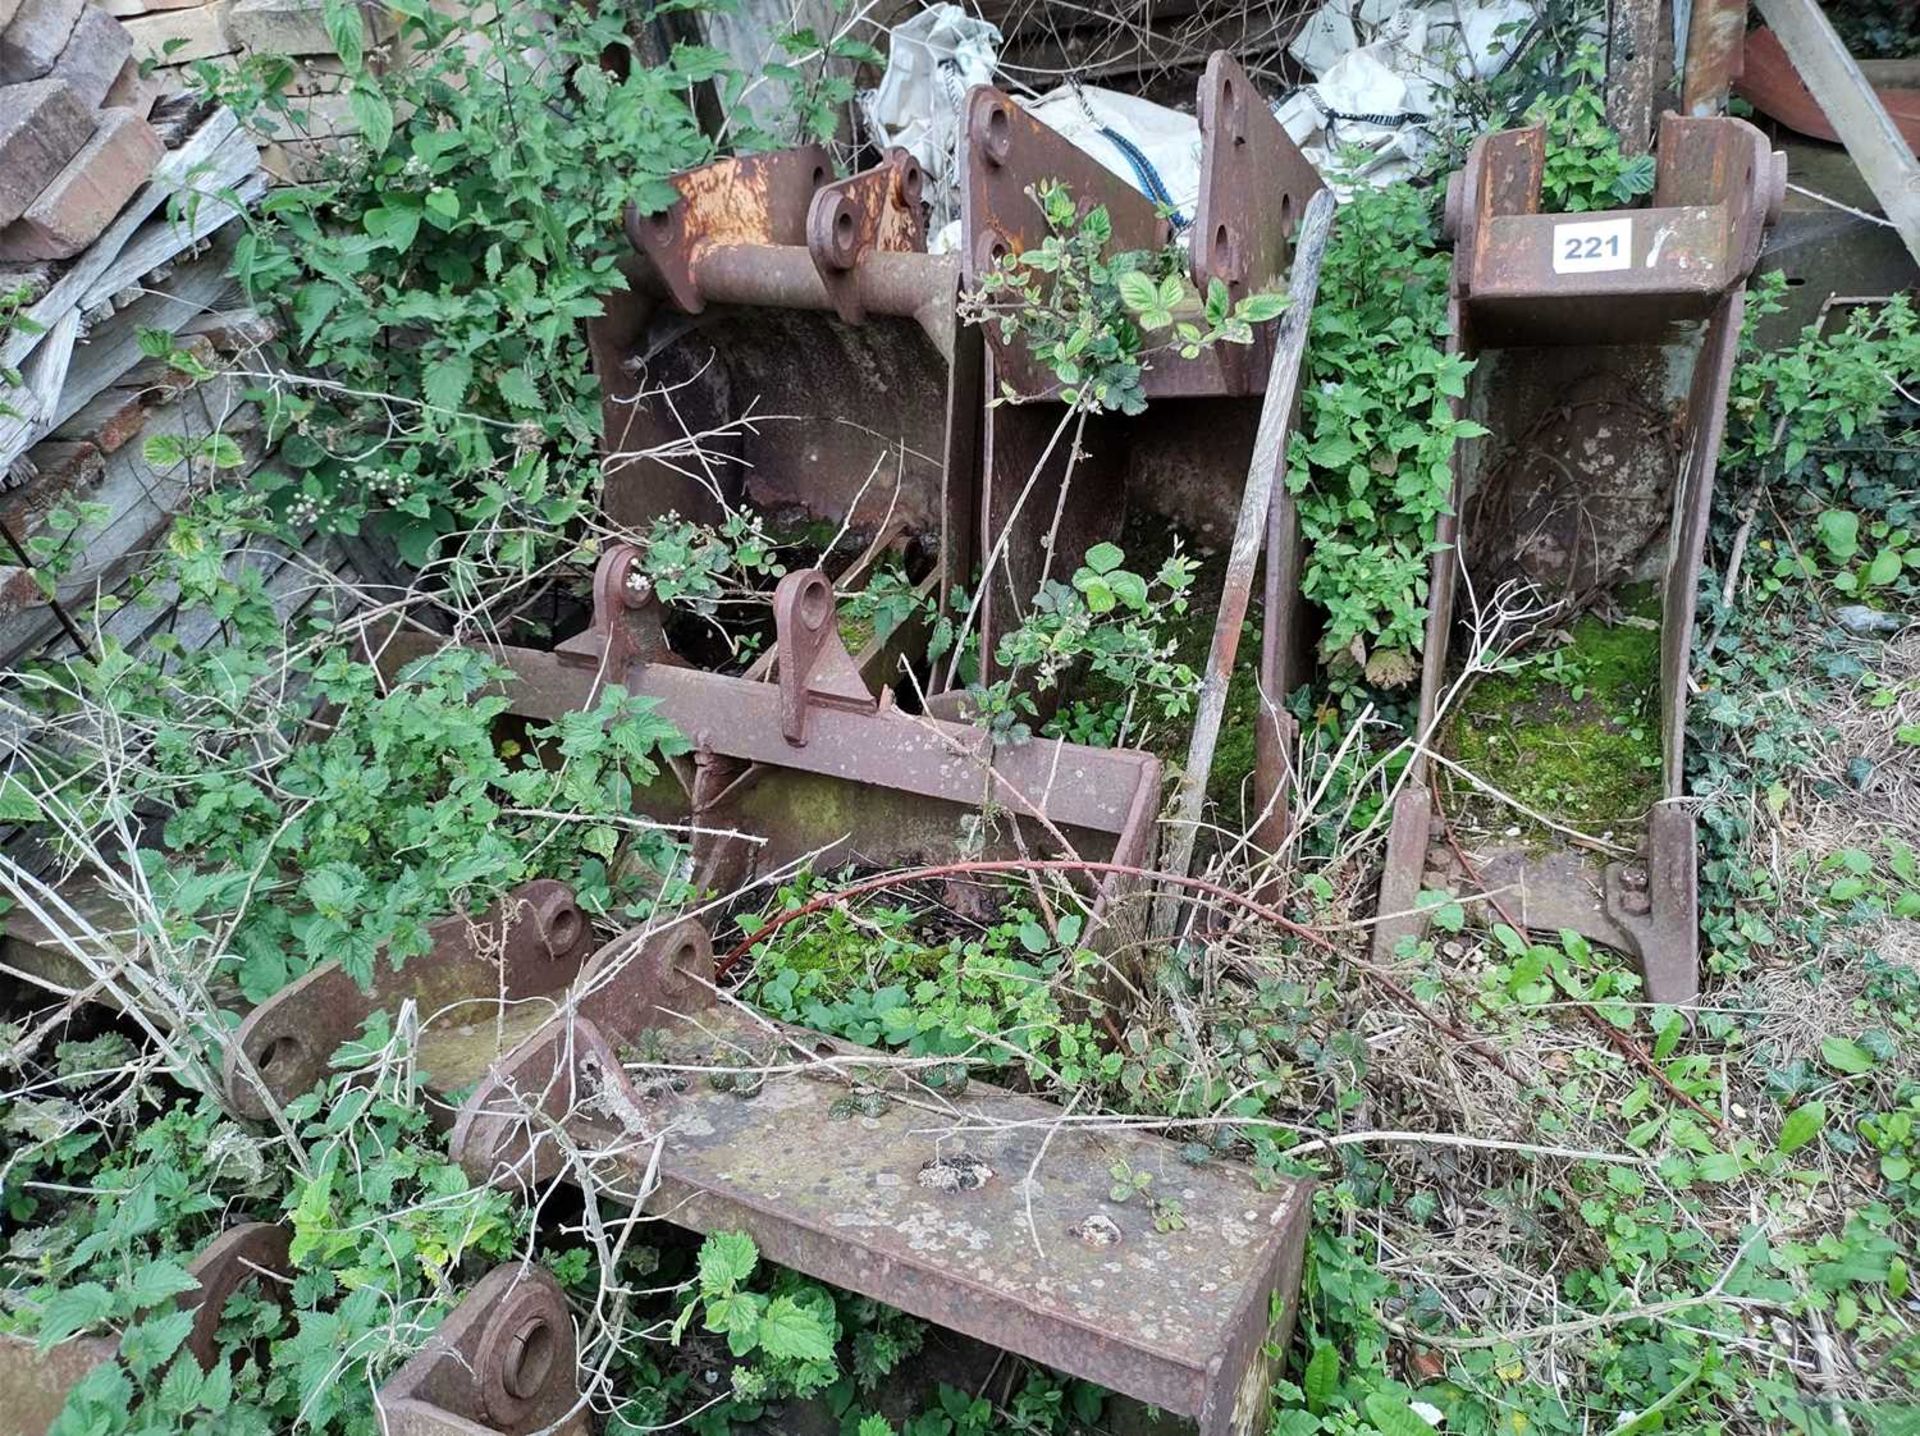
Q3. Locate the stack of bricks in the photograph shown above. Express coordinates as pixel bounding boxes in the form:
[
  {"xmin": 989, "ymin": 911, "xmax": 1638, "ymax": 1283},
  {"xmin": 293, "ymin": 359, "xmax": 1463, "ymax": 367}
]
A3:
[
  {"xmin": 1, "ymin": 0, "xmax": 163, "ymax": 262},
  {"xmin": 106, "ymin": 0, "xmax": 395, "ymax": 180}
]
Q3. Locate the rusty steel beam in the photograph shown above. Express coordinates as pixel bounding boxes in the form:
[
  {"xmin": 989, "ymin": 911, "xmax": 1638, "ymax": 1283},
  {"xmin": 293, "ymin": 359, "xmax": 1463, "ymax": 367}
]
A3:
[
  {"xmin": 0, "ymin": 1223, "xmax": 291, "ymax": 1432},
  {"xmin": 375, "ymin": 1264, "xmax": 585, "ymax": 1436},
  {"xmin": 1373, "ymin": 115, "xmax": 1786, "ymax": 1005}
]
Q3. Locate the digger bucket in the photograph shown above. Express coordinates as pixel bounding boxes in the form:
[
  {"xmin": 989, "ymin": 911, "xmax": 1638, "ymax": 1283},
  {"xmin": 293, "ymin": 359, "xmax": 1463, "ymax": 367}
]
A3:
[
  {"xmin": 1372, "ymin": 115, "xmax": 1786, "ymax": 1004},
  {"xmin": 0, "ymin": 1223, "xmax": 292, "ymax": 1431},
  {"xmin": 590, "ymin": 145, "xmax": 982, "ymax": 597},
  {"xmin": 221, "ymin": 892, "xmax": 1313, "ymax": 1436},
  {"xmin": 957, "ymin": 53, "xmax": 1328, "ymax": 846},
  {"xmin": 373, "ymin": 543, "xmax": 1162, "ymax": 911}
]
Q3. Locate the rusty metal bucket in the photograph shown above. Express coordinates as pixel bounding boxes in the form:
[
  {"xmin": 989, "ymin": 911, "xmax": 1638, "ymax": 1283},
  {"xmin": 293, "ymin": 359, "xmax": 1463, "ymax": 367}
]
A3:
[
  {"xmin": 0, "ymin": 1223, "xmax": 292, "ymax": 1432},
  {"xmin": 590, "ymin": 145, "xmax": 982, "ymax": 595},
  {"xmin": 1371, "ymin": 115, "xmax": 1786, "ymax": 1004},
  {"xmin": 955, "ymin": 53, "xmax": 1327, "ymax": 844},
  {"xmin": 374, "ymin": 543, "xmax": 1162, "ymax": 912},
  {"xmin": 593, "ymin": 56, "xmax": 1329, "ymax": 853}
]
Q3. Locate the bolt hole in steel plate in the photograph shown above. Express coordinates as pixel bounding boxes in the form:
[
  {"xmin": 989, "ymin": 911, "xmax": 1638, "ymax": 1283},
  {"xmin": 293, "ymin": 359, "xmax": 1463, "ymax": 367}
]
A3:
[
  {"xmin": 261, "ymin": 1035, "xmax": 308, "ymax": 1084},
  {"xmin": 503, "ymin": 1317, "xmax": 555, "ymax": 1401}
]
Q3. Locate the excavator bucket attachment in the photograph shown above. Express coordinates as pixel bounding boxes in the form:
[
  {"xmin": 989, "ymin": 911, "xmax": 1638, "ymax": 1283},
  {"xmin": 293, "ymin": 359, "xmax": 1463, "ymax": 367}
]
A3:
[
  {"xmin": 222, "ymin": 895, "xmax": 1313, "ymax": 1436},
  {"xmin": 374, "ymin": 544, "xmax": 1161, "ymax": 910},
  {"xmin": 1373, "ymin": 115, "xmax": 1786, "ymax": 1004},
  {"xmin": 958, "ymin": 53, "xmax": 1328, "ymax": 844},
  {"xmin": 591, "ymin": 145, "xmax": 981, "ymax": 594},
  {"xmin": 0, "ymin": 1223, "xmax": 292, "ymax": 1431}
]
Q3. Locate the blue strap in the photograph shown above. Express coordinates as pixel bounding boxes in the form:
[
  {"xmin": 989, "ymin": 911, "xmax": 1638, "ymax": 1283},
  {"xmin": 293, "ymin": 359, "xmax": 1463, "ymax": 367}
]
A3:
[{"xmin": 1097, "ymin": 125, "xmax": 1190, "ymax": 231}]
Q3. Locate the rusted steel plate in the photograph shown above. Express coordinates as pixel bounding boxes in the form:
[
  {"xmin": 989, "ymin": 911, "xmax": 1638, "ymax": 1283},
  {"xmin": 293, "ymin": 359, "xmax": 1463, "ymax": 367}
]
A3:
[
  {"xmin": 220, "ymin": 880, "xmax": 595, "ymax": 1121},
  {"xmin": 1452, "ymin": 116, "xmax": 1781, "ymax": 343},
  {"xmin": 626, "ymin": 147, "xmax": 831, "ymax": 316},
  {"xmin": 1374, "ymin": 121, "xmax": 1784, "ymax": 1003},
  {"xmin": 451, "ymin": 920, "xmax": 1314, "ymax": 1436},
  {"xmin": 376, "ymin": 1264, "xmax": 585, "ymax": 1436},
  {"xmin": 0, "ymin": 1223, "xmax": 292, "ymax": 1431},
  {"xmin": 1739, "ymin": 25, "xmax": 1920, "ymax": 152}
]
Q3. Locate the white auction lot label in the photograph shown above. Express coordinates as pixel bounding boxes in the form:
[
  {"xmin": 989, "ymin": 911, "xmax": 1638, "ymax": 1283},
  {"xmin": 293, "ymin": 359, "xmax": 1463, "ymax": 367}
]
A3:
[{"xmin": 1551, "ymin": 216, "xmax": 1633, "ymax": 273}]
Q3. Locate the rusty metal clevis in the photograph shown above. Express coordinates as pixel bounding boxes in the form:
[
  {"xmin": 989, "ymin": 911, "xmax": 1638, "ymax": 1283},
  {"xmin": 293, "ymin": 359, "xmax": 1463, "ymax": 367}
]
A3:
[
  {"xmin": 0, "ymin": 1223, "xmax": 293, "ymax": 1433},
  {"xmin": 1372, "ymin": 114, "xmax": 1787, "ymax": 1005},
  {"xmin": 222, "ymin": 888, "xmax": 1314, "ymax": 1436},
  {"xmin": 374, "ymin": 1263, "xmax": 585, "ymax": 1436}
]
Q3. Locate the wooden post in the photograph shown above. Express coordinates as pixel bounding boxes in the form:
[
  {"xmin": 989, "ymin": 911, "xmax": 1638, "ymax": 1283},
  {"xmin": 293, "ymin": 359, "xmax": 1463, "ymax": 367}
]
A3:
[{"xmin": 1155, "ymin": 187, "xmax": 1337, "ymax": 925}]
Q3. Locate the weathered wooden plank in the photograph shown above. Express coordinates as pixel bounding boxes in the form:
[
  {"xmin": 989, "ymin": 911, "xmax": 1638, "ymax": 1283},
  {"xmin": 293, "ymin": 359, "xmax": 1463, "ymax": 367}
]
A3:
[{"xmin": 1754, "ymin": 0, "xmax": 1920, "ymax": 264}]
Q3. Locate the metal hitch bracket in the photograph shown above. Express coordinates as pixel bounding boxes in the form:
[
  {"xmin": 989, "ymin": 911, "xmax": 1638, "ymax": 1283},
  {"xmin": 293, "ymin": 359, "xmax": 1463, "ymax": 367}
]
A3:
[
  {"xmin": 377, "ymin": 544, "xmax": 1162, "ymax": 910},
  {"xmin": 1374, "ymin": 115, "xmax": 1786, "ymax": 1004},
  {"xmin": 592, "ymin": 144, "xmax": 982, "ymax": 600},
  {"xmin": 0, "ymin": 1223, "xmax": 293, "ymax": 1431},
  {"xmin": 220, "ymin": 878, "xmax": 597, "ymax": 1122},
  {"xmin": 375, "ymin": 1263, "xmax": 585, "ymax": 1435}
]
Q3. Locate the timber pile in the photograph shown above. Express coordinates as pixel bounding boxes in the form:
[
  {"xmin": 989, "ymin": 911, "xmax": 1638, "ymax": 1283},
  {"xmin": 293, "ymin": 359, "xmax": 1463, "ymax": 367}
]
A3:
[
  {"xmin": 114, "ymin": 0, "xmax": 394, "ymax": 180},
  {"xmin": 1, "ymin": 0, "xmax": 270, "ymax": 667}
]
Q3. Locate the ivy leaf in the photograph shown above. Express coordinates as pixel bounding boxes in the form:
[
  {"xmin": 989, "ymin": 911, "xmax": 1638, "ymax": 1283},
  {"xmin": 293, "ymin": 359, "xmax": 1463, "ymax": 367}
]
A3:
[
  {"xmin": 1820, "ymin": 1036, "xmax": 1876, "ymax": 1075},
  {"xmin": 756, "ymin": 1294, "xmax": 836, "ymax": 1364}
]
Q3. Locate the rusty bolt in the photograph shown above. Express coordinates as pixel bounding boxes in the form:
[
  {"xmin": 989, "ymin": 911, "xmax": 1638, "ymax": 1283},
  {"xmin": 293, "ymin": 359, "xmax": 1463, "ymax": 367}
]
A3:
[
  {"xmin": 1621, "ymin": 866, "xmax": 1649, "ymax": 892},
  {"xmin": 1620, "ymin": 889, "xmax": 1651, "ymax": 917}
]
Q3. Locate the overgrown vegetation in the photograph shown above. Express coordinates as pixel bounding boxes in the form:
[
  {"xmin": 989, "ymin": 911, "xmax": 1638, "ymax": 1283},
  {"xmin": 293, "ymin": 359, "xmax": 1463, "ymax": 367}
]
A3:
[{"xmin": 1, "ymin": 7, "xmax": 1915, "ymax": 1436}]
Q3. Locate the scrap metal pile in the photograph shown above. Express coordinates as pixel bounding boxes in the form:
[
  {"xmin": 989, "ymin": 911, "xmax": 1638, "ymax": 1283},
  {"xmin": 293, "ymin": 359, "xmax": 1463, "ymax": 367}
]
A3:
[{"xmin": 3, "ymin": 34, "xmax": 1805, "ymax": 1435}]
